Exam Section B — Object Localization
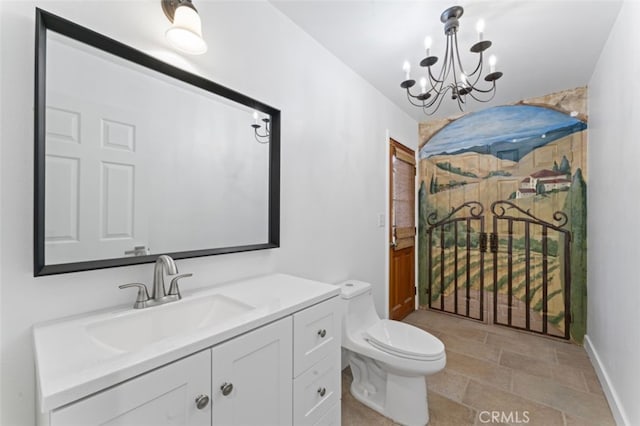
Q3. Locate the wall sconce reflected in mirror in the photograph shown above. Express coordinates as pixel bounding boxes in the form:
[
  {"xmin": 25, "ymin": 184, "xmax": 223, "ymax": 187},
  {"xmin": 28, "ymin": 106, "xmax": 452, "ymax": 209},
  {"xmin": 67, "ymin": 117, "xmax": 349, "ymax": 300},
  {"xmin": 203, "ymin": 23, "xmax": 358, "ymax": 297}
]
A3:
[
  {"xmin": 251, "ymin": 111, "xmax": 271, "ymax": 144},
  {"xmin": 162, "ymin": 0, "xmax": 207, "ymax": 55}
]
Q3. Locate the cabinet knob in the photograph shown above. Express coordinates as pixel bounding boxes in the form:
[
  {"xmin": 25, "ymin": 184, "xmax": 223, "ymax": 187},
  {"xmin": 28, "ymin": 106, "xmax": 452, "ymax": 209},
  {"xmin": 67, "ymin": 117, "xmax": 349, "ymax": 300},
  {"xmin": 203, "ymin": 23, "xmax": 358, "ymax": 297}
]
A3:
[
  {"xmin": 317, "ymin": 329, "xmax": 327, "ymax": 338},
  {"xmin": 317, "ymin": 387, "xmax": 326, "ymax": 397},
  {"xmin": 220, "ymin": 382, "xmax": 234, "ymax": 396},
  {"xmin": 195, "ymin": 394, "xmax": 209, "ymax": 410}
]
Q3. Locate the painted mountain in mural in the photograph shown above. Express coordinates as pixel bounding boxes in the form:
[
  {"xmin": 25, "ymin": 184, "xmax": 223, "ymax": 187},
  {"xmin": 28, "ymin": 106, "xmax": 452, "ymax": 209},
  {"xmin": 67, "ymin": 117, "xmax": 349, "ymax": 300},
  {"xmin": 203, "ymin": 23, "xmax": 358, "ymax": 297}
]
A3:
[{"xmin": 419, "ymin": 105, "xmax": 587, "ymax": 162}]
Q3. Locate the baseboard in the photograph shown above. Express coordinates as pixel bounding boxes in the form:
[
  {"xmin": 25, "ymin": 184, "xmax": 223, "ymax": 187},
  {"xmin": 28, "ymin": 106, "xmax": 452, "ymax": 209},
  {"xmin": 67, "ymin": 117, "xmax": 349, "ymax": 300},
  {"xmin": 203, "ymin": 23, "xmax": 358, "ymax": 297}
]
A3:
[{"xmin": 583, "ymin": 335, "xmax": 629, "ymax": 425}]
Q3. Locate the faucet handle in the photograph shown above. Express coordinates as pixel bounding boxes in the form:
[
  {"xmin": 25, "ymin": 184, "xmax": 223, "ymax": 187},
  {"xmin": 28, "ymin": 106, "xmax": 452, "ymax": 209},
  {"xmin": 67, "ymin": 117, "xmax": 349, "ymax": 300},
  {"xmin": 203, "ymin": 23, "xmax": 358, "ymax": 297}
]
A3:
[
  {"xmin": 168, "ymin": 273, "xmax": 193, "ymax": 299},
  {"xmin": 119, "ymin": 283, "xmax": 150, "ymax": 309}
]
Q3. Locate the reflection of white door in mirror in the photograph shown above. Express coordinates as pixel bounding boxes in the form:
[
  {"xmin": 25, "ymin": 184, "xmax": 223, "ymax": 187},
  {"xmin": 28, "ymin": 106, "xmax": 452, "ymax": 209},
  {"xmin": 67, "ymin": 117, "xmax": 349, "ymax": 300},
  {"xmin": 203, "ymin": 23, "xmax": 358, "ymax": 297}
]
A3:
[{"xmin": 45, "ymin": 92, "xmax": 149, "ymax": 264}]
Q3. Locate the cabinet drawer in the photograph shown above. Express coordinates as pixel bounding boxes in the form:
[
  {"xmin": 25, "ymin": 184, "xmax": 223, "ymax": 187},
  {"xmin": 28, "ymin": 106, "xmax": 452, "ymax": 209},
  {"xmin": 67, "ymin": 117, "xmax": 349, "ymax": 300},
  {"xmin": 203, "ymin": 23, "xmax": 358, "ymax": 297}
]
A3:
[
  {"xmin": 293, "ymin": 296, "xmax": 340, "ymax": 377},
  {"xmin": 314, "ymin": 401, "xmax": 341, "ymax": 426},
  {"xmin": 293, "ymin": 353, "xmax": 341, "ymax": 426}
]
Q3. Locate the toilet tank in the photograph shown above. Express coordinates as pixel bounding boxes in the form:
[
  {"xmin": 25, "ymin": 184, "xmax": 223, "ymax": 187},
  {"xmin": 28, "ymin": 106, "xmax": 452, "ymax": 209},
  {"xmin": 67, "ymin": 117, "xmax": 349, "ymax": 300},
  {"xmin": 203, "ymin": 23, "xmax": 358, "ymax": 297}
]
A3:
[{"xmin": 337, "ymin": 280, "xmax": 381, "ymax": 336}]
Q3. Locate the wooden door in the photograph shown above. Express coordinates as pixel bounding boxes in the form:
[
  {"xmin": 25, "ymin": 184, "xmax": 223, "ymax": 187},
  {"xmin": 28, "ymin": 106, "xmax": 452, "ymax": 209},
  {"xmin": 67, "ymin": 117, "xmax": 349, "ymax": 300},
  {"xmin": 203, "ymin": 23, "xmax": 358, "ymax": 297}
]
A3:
[
  {"xmin": 50, "ymin": 350, "xmax": 211, "ymax": 425},
  {"xmin": 389, "ymin": 139, "xmax": 416, "ymax": 320},
  {"xmin": 211, "ymin": 317, "xmax": 293, "ymax": 426}
]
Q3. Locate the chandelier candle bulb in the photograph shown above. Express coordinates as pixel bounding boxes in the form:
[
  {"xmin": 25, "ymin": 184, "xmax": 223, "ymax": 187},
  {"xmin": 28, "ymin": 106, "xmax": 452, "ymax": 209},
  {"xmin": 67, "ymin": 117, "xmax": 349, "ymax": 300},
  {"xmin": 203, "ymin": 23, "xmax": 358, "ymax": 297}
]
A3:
[
  {"xmin": 253, "ymin": 110, "xmax": 259, "ymax": 125},
  {"xmin": 476, "ymin": 19, "xmax": 485, "ymax": 41},
  {"xmin": 489, "ymin": 54, "xmax": 497, "ymax": 73},
  {"xmin": 420, "ymin": 77, "xmax": 427, "ymax": 94},
  {"xmin": 402, "ymin": 61, "xmax": 411, "ymax": 80},
  {"xmin": 424, "ymin": 36, "xmax": 432, "ymax": 56}
]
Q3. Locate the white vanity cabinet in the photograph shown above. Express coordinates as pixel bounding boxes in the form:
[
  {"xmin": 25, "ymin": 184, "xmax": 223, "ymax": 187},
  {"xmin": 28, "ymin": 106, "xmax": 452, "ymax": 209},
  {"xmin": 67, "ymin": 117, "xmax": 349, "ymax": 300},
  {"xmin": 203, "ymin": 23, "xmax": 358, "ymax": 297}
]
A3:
[
  {"xmin": 39, "ymin": 292, "xmax": 341, "ymax": 426},
  {"xmin": 211, "ymin": 316, "xmax": 293, "ymax": 426},
  {"xmin": 50, "ymin": 350, "xmax": 212, "ymax": 426}
]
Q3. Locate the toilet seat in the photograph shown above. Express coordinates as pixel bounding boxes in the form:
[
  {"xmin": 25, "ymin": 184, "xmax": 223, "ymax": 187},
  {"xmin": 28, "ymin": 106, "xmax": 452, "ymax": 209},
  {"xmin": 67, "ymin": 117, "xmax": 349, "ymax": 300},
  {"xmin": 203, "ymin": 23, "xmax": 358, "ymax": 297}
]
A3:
[{"xmin": 363, "ymin": 320, "xmax": 445, "ymax": 361}]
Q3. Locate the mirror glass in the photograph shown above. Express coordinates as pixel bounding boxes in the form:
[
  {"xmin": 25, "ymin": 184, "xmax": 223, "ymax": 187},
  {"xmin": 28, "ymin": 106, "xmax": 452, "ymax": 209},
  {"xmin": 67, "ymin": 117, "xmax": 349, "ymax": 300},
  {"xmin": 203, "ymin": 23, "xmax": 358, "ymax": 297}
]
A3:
[{"xmin": 35, "ymin": 10, "xmax": 280, "ymax": 275}]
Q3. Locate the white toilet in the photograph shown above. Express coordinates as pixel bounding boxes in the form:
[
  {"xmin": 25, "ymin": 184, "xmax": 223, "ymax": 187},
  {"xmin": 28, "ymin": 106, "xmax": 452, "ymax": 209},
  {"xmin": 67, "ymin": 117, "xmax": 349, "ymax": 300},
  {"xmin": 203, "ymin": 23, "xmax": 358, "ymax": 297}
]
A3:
[{"xmin": 338, "ymin": 280, "xmax": 446, "ymax": 426}]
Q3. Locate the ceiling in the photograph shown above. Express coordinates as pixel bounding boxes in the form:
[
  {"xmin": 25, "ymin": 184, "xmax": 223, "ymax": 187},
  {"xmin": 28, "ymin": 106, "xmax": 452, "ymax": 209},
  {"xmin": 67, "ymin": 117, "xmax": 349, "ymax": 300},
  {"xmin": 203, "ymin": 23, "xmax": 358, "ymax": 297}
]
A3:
[{"xmin": 270, "ymin": 0, "xmax": 623, "ymax": 122}]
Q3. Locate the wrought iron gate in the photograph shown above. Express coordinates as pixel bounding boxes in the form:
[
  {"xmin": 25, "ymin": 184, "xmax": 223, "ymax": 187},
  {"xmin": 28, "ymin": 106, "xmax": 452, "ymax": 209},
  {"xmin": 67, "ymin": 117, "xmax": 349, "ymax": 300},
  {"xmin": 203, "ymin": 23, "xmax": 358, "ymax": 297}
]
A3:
[
  {"xmin": 490, "ymin": 201, "xmax": 571, "ymax": 339},
  {"xmin": 426, "ymin": 202, "xmax": 486, "ymax": 321},
  {"xmin": 425, "ymin": 200, "xmax": 572, "ymax": 339}
]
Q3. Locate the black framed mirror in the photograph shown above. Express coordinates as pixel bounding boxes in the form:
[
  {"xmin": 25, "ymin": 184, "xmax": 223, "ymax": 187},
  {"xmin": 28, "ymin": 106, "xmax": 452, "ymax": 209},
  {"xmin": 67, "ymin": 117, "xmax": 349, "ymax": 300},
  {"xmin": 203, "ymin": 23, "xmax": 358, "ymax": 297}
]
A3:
[{"xmin": 34, "ymin": 9, "xmax": 280, "ymax": 276}]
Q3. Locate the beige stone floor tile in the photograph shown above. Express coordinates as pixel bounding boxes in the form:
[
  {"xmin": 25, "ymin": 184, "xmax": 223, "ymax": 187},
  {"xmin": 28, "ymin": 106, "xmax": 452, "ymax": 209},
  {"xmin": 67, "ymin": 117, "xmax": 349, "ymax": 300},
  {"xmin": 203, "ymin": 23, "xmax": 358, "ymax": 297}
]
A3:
[
  {"xmin": 583, "ymin": 370, "xmax": 607, "ymax": 395},
  {"xmin": 435, "ymin": 323, "xmax": 489, "ymax": 343},
  {"xmin": 445, "ymin": 351, "xmax": 512, "ymax": 391},
  {"xmin": 498, "ymin": 349, "xmax": 590, "ymax": 393},
  {"xmin": 436, "ymin": 333, "xmax": 501, "ymax": 363},
  {"xmin": 511, "ymin": 371, "xmax": 615, "ymax": 424},
  {"xmin": 341, "ymin": 389, "xmax": 395, "ymax": 426},
  {"xmin": 499, "ymin": 350, "xmax": 554, "ymax": 379},
  {"xmin": 485, "ymin": 332, "xmax": 557, "ymax": 363},
  {"xmin": 564, "ymin": 412, "xmax": 616, "ymax": 426},
  {"xmin": 428, "ymin": 392, "xmax": 476, "ymax": 426},
  {"xmin": 555, "ymin": 348, "xmax": 593, "ymax": 370},
  {"xmin": 462, "ymin": 380, "xmax": 565, "ymax": 426},
  {"xmin": 428, "ymin": 369, "xmax": 470, "ymax": 403},
  {"xmin": 549, "ymin": 364, "xmax": 589, "ymax": 393}
]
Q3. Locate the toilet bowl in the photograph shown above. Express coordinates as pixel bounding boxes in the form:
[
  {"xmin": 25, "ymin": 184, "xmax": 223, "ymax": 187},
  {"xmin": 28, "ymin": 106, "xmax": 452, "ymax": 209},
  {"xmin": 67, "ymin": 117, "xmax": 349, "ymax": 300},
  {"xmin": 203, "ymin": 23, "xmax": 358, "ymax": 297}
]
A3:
[{"xmin": 338, "ymin": 280, "xmax": 446, "ymax": 426}]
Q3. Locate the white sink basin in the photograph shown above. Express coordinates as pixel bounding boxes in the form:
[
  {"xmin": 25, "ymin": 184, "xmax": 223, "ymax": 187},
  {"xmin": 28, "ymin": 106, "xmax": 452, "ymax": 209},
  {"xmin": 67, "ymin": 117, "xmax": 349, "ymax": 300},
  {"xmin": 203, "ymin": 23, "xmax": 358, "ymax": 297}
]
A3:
[{"xmin": 86, "ymin": 294, "xmax": 255, "ymax": 352}]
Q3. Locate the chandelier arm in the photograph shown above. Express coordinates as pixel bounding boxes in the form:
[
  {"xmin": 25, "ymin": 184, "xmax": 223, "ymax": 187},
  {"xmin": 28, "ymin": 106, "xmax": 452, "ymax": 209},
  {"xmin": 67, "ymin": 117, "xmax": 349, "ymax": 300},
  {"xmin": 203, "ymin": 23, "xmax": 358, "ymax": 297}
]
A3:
[
  {"xmin": 426, "ymin": 66, "xmax": 445, "ymax": 86},
  {"xmin": 254, "ymin": 130, "xmax": 269, "ymax": 138},
  {"xmin": 465, "ymin": 84, "xmax": 498, "ymax": 102},
  {"xmin": 405, "ymin": 89, "xmax": 429, "ymax": 107},
  {"xmin": 254, "ymin": 135, "xmax": 269, "ymax": 144},
  {"xmin": 467, "ymin": 52, "xmax": 485, "ymax": 79},
  {"xmin": 422, "ymin": 86, "xmax": 455, "ymax": 115},
  {"xmin": 467, "ymin": 81, "xmax": 497, "ymax": 94},
  {"xmin": 453, "ymin": 83, "xmax": 466, "ymax": 111},
  {"xmin": 453, "ymin": 32, "xmax": 470, "ymax": 78}
]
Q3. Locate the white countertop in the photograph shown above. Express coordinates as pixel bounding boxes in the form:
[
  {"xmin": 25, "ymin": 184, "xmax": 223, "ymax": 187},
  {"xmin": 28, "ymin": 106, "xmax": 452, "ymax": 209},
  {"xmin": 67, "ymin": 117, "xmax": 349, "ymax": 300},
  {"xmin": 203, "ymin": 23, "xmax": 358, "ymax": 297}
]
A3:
[{"xmin": 33, "ymin": 273, "xmax": 340, "ymax": 412}]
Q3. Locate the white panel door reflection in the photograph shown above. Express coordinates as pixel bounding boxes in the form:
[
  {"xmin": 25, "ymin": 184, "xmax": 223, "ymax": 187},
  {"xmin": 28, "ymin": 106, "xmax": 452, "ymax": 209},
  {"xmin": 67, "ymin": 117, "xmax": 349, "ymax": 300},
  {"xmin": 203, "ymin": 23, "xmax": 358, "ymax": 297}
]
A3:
[{"xmin": 45, "ymin": 93, "xmax": 149, "ymax": 264}]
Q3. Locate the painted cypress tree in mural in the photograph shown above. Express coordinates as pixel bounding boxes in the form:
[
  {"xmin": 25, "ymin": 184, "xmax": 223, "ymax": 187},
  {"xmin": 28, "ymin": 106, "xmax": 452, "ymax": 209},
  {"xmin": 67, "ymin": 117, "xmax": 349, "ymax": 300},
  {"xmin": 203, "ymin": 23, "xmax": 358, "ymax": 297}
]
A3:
[
  {"xmin": 564, "ymin": 168, "xmax": 587, "ymax": 342},
  {"xmin": 418, "ymin": 181, "xmax": 428, "ymax": 306}
]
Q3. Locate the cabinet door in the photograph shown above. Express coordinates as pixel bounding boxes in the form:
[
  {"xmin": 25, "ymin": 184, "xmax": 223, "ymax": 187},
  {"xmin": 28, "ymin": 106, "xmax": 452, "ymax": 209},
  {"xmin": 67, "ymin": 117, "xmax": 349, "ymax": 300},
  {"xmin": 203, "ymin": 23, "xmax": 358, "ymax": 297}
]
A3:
[
  {"xmin": 211, "ymin": 317, "xmax": 293, "ymax": 426},
  {"xmin": 51, "ymin": 350, "xmax": 211, "ymax": 426}
]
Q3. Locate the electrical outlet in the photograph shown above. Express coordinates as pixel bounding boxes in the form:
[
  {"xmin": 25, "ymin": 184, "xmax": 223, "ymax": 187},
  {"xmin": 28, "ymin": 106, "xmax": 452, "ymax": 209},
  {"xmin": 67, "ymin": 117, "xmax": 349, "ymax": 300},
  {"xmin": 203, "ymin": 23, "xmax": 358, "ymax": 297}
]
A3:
[{"xmin": 378, "ymin": 213, "xmax": 385, "ymax": 228}]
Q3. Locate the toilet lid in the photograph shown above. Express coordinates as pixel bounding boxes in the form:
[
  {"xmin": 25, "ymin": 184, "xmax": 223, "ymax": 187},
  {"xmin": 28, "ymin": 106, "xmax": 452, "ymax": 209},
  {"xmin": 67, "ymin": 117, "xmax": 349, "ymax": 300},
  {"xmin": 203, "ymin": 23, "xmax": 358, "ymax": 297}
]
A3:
[{"xmin": 363, "ymin": 320, "xmax": 445, "ymax": 361}]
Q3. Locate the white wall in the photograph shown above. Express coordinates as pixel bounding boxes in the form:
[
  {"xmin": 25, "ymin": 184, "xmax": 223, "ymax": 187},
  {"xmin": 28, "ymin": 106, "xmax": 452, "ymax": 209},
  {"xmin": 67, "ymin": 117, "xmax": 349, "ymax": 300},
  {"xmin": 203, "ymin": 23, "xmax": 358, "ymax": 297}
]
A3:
[
  {"xmin": 587, "ymin": 1, "xmax": 639, "ymax": 425},
  {"xmin": 0, "ymin": 1, "xmax": 417, "ymax": 425}
]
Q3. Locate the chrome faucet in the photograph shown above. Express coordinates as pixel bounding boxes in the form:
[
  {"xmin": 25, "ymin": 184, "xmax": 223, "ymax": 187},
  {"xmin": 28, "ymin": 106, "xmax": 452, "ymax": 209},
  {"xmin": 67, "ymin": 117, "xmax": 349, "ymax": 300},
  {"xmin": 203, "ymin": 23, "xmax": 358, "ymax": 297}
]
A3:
[
  {"xmin": 119, "ymin": 255, "xmax": 193, "ymax": 309},
  {"xmin": 152, "ymin": 255, "xmax": 178, "ymax": 300}
]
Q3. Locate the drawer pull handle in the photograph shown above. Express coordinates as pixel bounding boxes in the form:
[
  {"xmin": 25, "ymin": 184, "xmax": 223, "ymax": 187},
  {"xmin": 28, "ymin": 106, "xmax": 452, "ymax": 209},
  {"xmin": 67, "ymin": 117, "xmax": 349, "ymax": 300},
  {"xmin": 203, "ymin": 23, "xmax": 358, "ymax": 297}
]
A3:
[
  {"xmin": 195, "ymin": 394, "xmax": 210, "ymax": 410},
  {"xmin": 220, "ymin": 382, "xmax": 234, "ymax": 396},
  {"xmin": 317, "ymin": 329, "xmax": 327, "ymax": 338},
  {"xmin": 317, "ymin": 387, "xmax": 326, "ymax": 397}
]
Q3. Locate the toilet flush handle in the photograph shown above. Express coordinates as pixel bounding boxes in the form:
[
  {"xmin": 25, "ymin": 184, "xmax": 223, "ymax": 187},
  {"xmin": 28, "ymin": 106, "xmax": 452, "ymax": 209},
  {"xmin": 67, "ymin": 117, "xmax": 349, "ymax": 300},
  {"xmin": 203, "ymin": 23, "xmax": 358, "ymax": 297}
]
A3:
[{"xmin": 317, "ymin": 329, "xmax": 327, "ymax": 338}]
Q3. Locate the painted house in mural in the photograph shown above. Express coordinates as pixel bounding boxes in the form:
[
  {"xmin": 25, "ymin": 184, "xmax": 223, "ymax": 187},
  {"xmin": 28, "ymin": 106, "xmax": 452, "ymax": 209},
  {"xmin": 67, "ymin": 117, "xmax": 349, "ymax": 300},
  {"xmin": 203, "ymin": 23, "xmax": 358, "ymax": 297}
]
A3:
[
  {"xmin": 517, "ymin": 170, "xmax": 572, "ymax": 198},
  {"xmin": 417, "ymin": 88, "xmax": 588, "ymax": 343}
]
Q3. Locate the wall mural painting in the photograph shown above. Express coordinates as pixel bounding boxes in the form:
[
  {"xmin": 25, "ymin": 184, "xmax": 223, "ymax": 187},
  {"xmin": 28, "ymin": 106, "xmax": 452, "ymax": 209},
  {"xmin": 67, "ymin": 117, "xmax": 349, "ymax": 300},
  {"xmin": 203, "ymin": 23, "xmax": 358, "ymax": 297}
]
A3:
[{"xmin": 417, "ymin": 88, "xmax": 587, "ymax": 343}]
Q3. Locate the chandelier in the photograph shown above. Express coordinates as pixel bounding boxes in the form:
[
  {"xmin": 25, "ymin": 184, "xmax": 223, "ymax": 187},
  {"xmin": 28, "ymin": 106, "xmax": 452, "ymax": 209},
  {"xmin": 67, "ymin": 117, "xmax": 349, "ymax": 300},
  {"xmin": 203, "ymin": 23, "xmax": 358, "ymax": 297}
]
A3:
[{"xmin": 400, "ymin": 5, "xmax": 503, "ymax": 115}]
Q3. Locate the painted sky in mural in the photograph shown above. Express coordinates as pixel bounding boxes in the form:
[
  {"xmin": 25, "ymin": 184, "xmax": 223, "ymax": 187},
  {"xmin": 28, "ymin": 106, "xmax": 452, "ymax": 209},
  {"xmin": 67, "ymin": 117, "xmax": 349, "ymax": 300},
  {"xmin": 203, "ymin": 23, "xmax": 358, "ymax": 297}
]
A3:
[{"xmin": 419, "ymin": 105, "xmax": 587, "ymax": 161}]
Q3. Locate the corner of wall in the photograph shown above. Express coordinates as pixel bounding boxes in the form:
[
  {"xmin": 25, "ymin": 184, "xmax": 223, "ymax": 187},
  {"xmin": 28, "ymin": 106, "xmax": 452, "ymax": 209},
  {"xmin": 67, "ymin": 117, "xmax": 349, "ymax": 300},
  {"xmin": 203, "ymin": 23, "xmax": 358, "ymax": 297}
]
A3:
[{"xmin": 584, "ymin": 335, "xmax": 630, "ymax": 426}]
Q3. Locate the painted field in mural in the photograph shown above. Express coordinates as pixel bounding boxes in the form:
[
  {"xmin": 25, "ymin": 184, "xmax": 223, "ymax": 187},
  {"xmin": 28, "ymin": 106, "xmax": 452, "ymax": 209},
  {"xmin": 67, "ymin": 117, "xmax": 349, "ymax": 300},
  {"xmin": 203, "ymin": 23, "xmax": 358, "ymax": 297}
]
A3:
[{"xmin": 418, "ymin": 91, "xmax": 587, "ymax": 343}]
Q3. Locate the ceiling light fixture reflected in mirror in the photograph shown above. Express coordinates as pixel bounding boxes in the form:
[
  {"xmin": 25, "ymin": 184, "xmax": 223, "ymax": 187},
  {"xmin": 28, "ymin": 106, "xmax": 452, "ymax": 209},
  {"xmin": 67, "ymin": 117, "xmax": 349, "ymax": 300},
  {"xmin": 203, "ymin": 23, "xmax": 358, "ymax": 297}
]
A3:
[
  {"xmin": 251, "ymin": 111, "xmax": 271, "ymax": 144},
  {"xmin": 162, "ymin": 0, "xmax": 207, "ymax": 55}
]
